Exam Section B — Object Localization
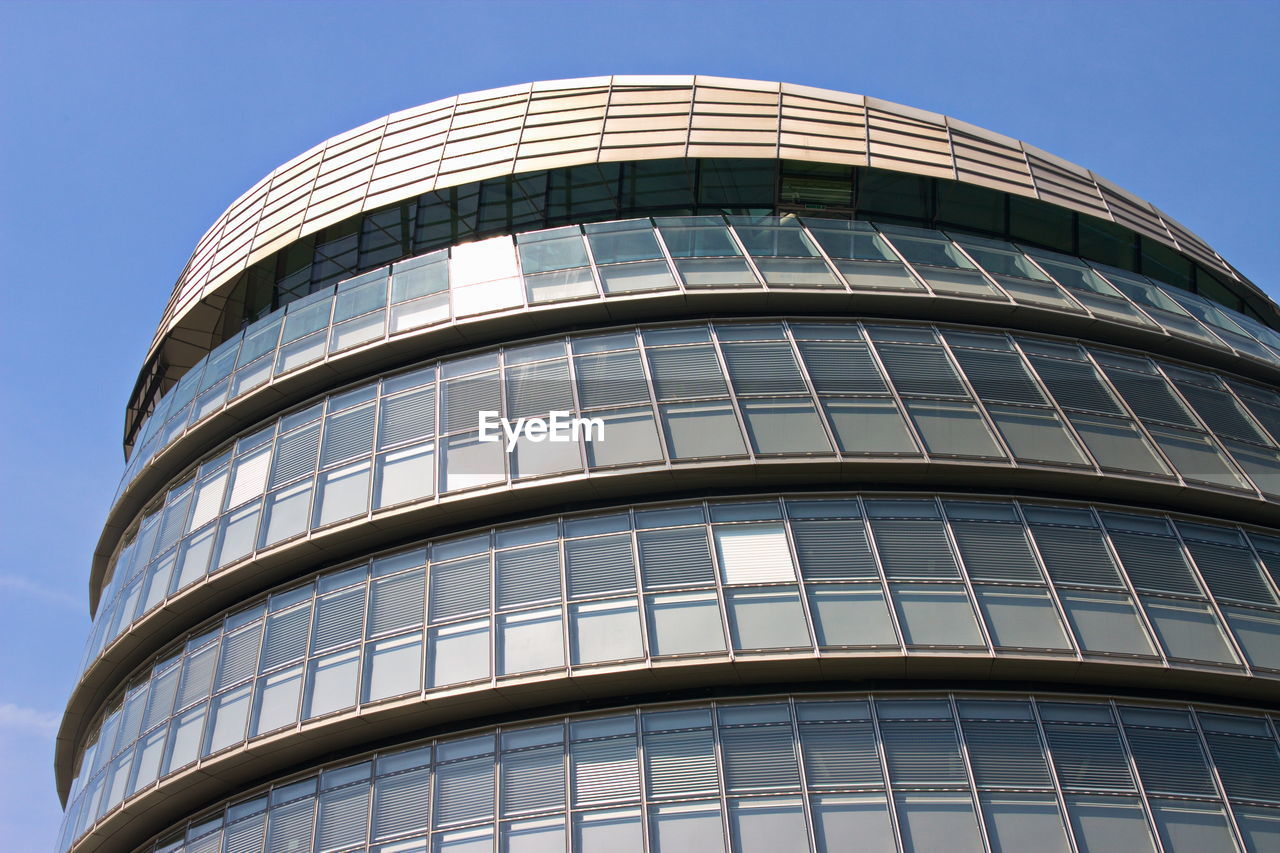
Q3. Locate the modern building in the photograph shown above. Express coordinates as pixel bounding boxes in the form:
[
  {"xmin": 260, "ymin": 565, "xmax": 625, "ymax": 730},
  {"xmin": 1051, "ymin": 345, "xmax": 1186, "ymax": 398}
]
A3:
[{"xmin": 56, "ymin": 77, "xmax": 1280, "ymax": 853}]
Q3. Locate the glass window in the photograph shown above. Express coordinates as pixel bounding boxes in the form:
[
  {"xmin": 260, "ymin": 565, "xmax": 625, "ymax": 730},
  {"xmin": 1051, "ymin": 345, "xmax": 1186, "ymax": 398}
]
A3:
[
  {"xmin": 1065, "ymin": 796, "xmax": 1157, "ymax": 853},
  {"xmin": 305, "ymin": 649, "xmax": 359, "ymax": 718},
  {"xmin": 808, "ymin": 585, "xmax": 897, "ymax": 646},
  {"xmin": 585, "ymin": 407, "xmax": 664, "ymax": 467},
  {"xmin": 980, "ymin": 794, "xmax": 1072, "ymax": 853},
  {"xmin": 502, "ymin": 817, "xmax": 565, "ymax": 852},
  {"xmin": 573, "ymin": 809, "xmax": 643, "ymax": 852},
  {"xmin": 441, "ymin": 433, "xmax": 505, "ymax": 491},
  {"xmin": 571, "ymin": 599, "xmax": 643, "ymax": 665},
  {"xmin": 1059, "ymin": 591, "xmax": 1156, "ymax": 656},
  {"xmin": 811, "ymin": 795, "xmax": 895, "ymax": 853},
  {"xmin": 363, "ymin": 633, "xmax": 423, "ymax": 701},
  {"xmin": 906, "ymin": 400, "xmax": 1004, "ymax": 458},
  {"xmin": 987, "ymin": 406, "xmax": 1088, "ymax": 465},
  {"xmin": 565, "ymin": 534, "xmax": 636, "ymax": 598},
  {"xmin": 649, "ymin": 802, "xmax": 725, "ymax": 852},
  {"xmin": 374, "ymin": 443, "xmax": 435, "ymax": 508},
  {"xmin": 1067, "ymin": 414, "xmax": 1170, "ymax": 475},
  {"xmin": 499, "ymin": 608, "xmax": 564, "ymax": 675},
  {"xmin": 894, "ymin": 792, "xmax": 985, "ymax": 853},
  {"xmin": 660, "ymin": 402, "xmax": 747, "ymax": 458},
  {"xmin": 975, "ymin": 587, "xmax": 1072, "ymax": 650},
  {"xmin": 647, "ymin": 592, "xmax": 726, "ymax": 655},
  {"xmin": 250, "ymin": 665, "xmax": 303, "ymax": 736},
  {"xmin": 1223, "ymin": 607, "xmax": 1280, "ymax": 669},
  {"xmin": 822, "ymin": 398, "xmax": 919, "ymax": 455},
  {"xmin": 587, "ymin": 223, "xmax": 663, "ymax": 264},
  {"xmin": 260, "ymin": 480, "xmax": 313, "ymax": 547},
  {"xmin": 313, "ymin": 461, "xmax": 370, "ymax": 527},
  {"xmin": 714, "ymin": 523, "xmax": 797, "ymax": 584},
  {"xmin": 598, "ymin": 260, "xmax": 678, "ymax": 293},
  {"xmin": 740, "ymin": 399, "xmax": 833, "ymax": 454},
  {"xmin": 892, "ymin": 584, "xmax": 984, "ymax": 646},
  {"xmin": 1141, "ymin": 598, "xmax": 1238, "ymax": 664},
  {"xmin": 725, "ymin": 588, "xmax": 810, "ymax": 650},
  {"xmin": 729, "ymin": 798, "xmax": 810, "ymax": 853},
  {"xmin": 428, "ymin": 621, "xmax": 490, "ymax": 687}
]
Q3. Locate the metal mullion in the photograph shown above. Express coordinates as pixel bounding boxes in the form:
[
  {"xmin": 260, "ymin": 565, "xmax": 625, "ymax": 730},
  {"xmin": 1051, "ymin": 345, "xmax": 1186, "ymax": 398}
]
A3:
[
  {"xmin": 1010, "ymin": 502, "xmax": 1086, "ymax": 664},
  {"xmin": 488, "ymin": 730, "xmax": 502, "ymax": 853},
  {"xmin": 780, "ymin": 322, "xmax": 842, "ymax": 460},
  {"xmin": 1181, "ymin": 708, "xmax": 1251, "ymax": 853},
  {"xmin": 857, "ymin": 323, "xmax": 930, "ymax": 461},
  {"xmin": 629, "ymin": 332, "xmax": 675, "ymax": 471},
  {"xmin": 559, "ymin": 335, "xmax": 592, "ymax": 479},
  {"xmin": 854, "ymin": 496, "xmax": 908, "ymax": 652},
  {"xmin": 934, "ymin": 498, "xmax": 996, "ymax": 657},
  {"xmin": 1027, "ymin": 699, "xmax": 1085, "ymax": 853},
  {"xmin": 720, "ymin": 218, "xmax": 771, "ymax": 290},
  {"xmin": 776, "ymin": 499, "xmax": 821, "ymax": 655},
  {"xmin": 703, "ymin": 518, "xmax": 737, "ymax": 664},
  {"xmin": 947, "ymin": 694, "xmax": 995, "ymax": 853},
  {"xmin": 934, "ymin": 332, "xmax": 1019, "ymax": 466},
  {"xmin": 866, "ymin": 694, "xmax": 906, "ymax": 853},
  {"xmin": 555, "ymin": 518, "xmax": 573, "ymax": 677},
  {"xmin": 1108, "ymin": 699, "xmax": 1170, "ymax": 853},
  {"xmin": 633, "ymin": 707, "xmax": 654, "ymax": 853},
  {"xmin": 1084, "ymin": 507, "xmax": 1167, "ymax": 667},
  {"xmin": 784, "ymin": 696, "xmax": 822, "ymax": 853},
  {"xmin": 559, "ymin": 717, "xmax": 571, "ymax": 853},
  {"xmin": 704, "ymin": 324, "xmax": 756, "ymax": 465},
  {"xmin": 629, "ymin": 509, "xmax": 654, "ymax": 666},
  {"xmin": 1162, "ymin": 521, "xmax": 1254, "ymax": 675},
  {"xmin": 574, "ymin": 221, "xmax": 607, "ymax": 302},
  {"xmin": 647, "ymin": 219, "xmax": 688, "ymax": 296},
  {"xmin": 708, "ymin": 703, "xmax": 733, "ymax": 853}
]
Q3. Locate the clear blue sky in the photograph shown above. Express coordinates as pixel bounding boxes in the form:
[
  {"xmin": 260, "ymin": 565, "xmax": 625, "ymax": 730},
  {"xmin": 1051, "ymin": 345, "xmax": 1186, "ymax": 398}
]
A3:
[{"xmin": 1, "ymin": 1, "xmax": 1276, "ymax": 849}]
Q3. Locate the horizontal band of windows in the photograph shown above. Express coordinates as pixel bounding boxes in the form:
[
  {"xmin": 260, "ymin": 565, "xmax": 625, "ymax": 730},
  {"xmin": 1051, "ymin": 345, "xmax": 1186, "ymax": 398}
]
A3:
[
  {"xmin": 67, "ymin": 492, "xmax": 1280, "ymax": 831},
  {"xmin": 63, "ymin": 692, "xmax": 1280, "ymax": 853}
]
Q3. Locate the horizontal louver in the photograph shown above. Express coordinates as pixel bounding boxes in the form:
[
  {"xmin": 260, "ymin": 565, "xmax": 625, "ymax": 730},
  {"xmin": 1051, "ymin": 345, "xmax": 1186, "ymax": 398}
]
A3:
[
  {"xmin": 264, "ymin": 799, "xmax": 314, "ymax": 853},
  {"xmin": 962, "ymin": 720, "xmax": 1051, "ymax": 787},
  {"xmin": 506, "ymin": 360, "xmax": 573, "ymax": 418},
  {"xmin": 954, "ymin": 349, "xmax": 1046, "ymax": 405},
  {"xmin": 1044, "ymin": 726, "xmax": 1134, "ymax": 790},
  {"xmin": 715, "ymin": 524, "xmax": 797, "ymax": 584},
  {"xmin": 320, "ymin": 404, "xmax": 376, "ymax": 467},
  {"xmin": 876, "ymin": 344, "xmax": 967, "ymax": 396},
  {"xmin": 1124, "ymin": 728, "xmax": 1216, "ymax": 795},
  {"xmin": 496, "ymin": 544, "xmax": 561, "ymax": 608},
  {"xmin": 1031, "ymin": 526, "xmax": 1123, "ymax": 586},
  {"xmin": 722, "ymin": 342, "xmax": 808, "ymax": 394},
  {"xmin": 721, "ymin": 726, "xmax": 800, "ymax": 790},
  {"xmin": 880, "ymin": 722, "xmax": 965, "ymax": 785},
  {"xmin": 1103, "ymin": 370, "xmax": 1196, "ymax": 427},
  {"xmin": 1204, "ymin": 733, "xmax": 1280, "ymax": 801},
  {"xmin": 378, "ymin": 387, "xmax": 436, "ymax": 449},
  {"xmin": 870, "ymin": 519, "xmax": 959, "ymax": 579},
  {"xmin": 184, "ymin": 831, "xmax": 223, "ymax": 853},
  {"xmin": 176, "ymin": 645, "xmax": 216, "ymax": 709},
  {"xmin": 313, "ymin": 587, "xmax": 365, "ymax": 651},
  {"xmin": 571, "ymin": 737, "xmax": 639, "ymax": 804},
  {"xmin": 368, "ymin": 569, "xmax": 426, "ymax": 635},
  {"xmin": 1029, "ymin": 357, "xmax": 1122, "ymax": 414},
  {"xmin": 565, "ymin": 535, "xmax": 637, "ymax": 597},
  {"xmin": 222, "ymin": 814, "xmax": 266, "ymax": 853},
  {"xmin": 637, "ymin": 527, "xmax": 715, "ymax": 587},
  {"xmin": 1175, "ymin": 383, "xmax": 1267, "ymax": 443},
  {"xmin": 268, "ymin": 426, "xmax": 320, "ymax": 489},
  {"xmin": 800, "ymin": 721, "xmax": 882, "ymax": 787},
  {"xmin": 797, "ymin": 341, "xmax": 888, "ymax": 393},
  {"xmin": 228, "ymin": 450, "xmax": 271, "ymax": 508},
  {"xmin": 260, "ymin": 605, "xmax": 311, "ymax": 670},
  {"xmin": 215, "ymin": 624, "xmax": 262, "ymax": 690},
  {"xmin": 1107, "ymin": 533, "xmax": 1200, "ymax": 595},
  {"xmin": 371, "ymin": 768, "xmax": 430, "ymax": 840},
  {"xmin": 1184, "ymin": 541, "xmax": 1276, "ymax": 604},
  {"xmin": 574, "ymin": 350, "xmax": 650, "ymax": 408},
  {"xmin": 501, "ymin": 746, "xmax": 565, "ymax": 814},
  {"xmin": 429, "ymin": 556, "xmax": 490, "ymax": 621},
  {"xmin": 434, "ymin": 758, "xmax": 493, "ymax": 826},
  {"xmin": 647, "ymin": 345, "xmax": 729, "ymax": 400},
  {"xmin": 443, "ymin": 373, "xmax": 501, "ymax": 434},
  {"xmin": 316, "ymin": 785, "xmax": 369, "ymax": 853},
  {"xmin": 791, "ymin": 520, "xmax": 878, "ymax": 580},
  {"xmin": 156, "ymin": 493, "xmax": 193, "ymax": 553},
  {"xmin": 645, "ymin": 730, "xmax": 718, "ymax": 798},
  {"xmin": 950, "ymin": 521, "xmax": 1042, "ymax": 581}
]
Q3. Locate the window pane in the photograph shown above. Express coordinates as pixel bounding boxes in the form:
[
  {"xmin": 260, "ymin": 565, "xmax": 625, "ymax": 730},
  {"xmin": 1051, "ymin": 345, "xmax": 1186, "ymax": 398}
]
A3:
[
  {"xmin": 1223, "ymin": 607, "xmax": 1280, "ymax": 669},
  {"xmin": 571, "ymin": 599, "xmax": 643, "ymax": 664},
  {"xmin": 980, "ymin": 794, "xmax": 1072, "ymax": 853},
  {"xmin": 649, "ymin": 803, "xmax": 725, "ymax": 852},
  {"xmin": 305, "ymin": 649, "xmax": 359, "ymax": 718},
  {"xmin": 1142, "ymin": 598, "xmax": 1238, "ymax": 664},
  {"xmin": 363, "ymin": 633, "xmax": 423, "ymax": 701},
  {"xmin": 573, "ymin": 809, "xmax": 643, "ymax": 852},
  {"xmin": 1059, "ymin": 591, "xmax": 1156, "ymax": 656},
  {"xmin": 441, "ymin": 434, "xmax": 505, "ymax": 491},
  {"xmin": 586, "ymin": 407, "xmax": 664, "ymax": 467},
  {"xmin": 647, "ymin": 593, "xmax": 725, "ymax": 655},
  {"xmin": 661, "ymin": 402, "xmax": 747, "ymax": 458},
  {"xmin": 823, "ymin": 399, "xmax": 919, "ymax": 454},
  {"xmin": 975, "ymin": 587, "xmax": 1072, "ymax": 650},
  {"xmin": 811, "ymin": 795, "xmax": 895, "ymax": 853},
  {"xmin": 894, "ymin": 793, "xmax": 984, "ymax": 853},
  {"xmin": 251, "ymin": 666, "xmax": 302, "ymax": 736},
  {"xmin": 1068, "ymin": 414, "xmax": 1169, "ymax": 475},
  {"xmin": 1065, "ymin": 796, "xmax": 1157, "ymax": 853},
  {"xmin": 314, "ymin": 461, "xmax": 371, "ymax": 527},
  {"xmin": 729, "ymin": 799, "xmax": 811, "ymax": 853},
  {"xmin": 429, "ymin": 621, "xmax": 490, "ymax": 687},
  {"xmin": 740, "ymin": 399, "xmax": 833, "ymax": 453},
  {"xmin": 499, "ymin": 609, "xmax": 564, "ymax": 675},
  {"xmin": 374, "ymin": 444, "xmax": 435, "ymax": 508},
  {"xmin": 988, "ymin": 406, "xmax": 1088, "ymax": 465},
  {"xmin": 906, "ymin": 400, "xmax": 1004, "ymax": 458},
  {"xmin": 726, "ymin": 588, "xmax": 811, "ymax": 650},
  {"xmin": 808, "ymin": 586, "xmax": 897, "ymax": 646},
  {"xmin": 892, "ymin": 584, "xmax": 984, "ymax": 646},
  {"xmin": 714, "ymin": 523, "xmax": 797, "ymax": 584}
]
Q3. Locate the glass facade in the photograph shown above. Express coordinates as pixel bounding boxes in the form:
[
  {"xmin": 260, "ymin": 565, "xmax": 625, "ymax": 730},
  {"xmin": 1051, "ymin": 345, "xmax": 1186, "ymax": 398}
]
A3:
[
  {"xmin": 77, "ymin": 694, "xmax": 1280, "ymax": 853},
  {"xmin": 60, "ymin": 81, "xmax": 1280, "ymax": 853}
]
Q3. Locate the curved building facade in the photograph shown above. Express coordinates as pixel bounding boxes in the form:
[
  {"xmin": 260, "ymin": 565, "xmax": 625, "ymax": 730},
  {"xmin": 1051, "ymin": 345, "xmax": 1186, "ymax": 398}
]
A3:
[{"xmin": 58, "ymin": 78, "xmax": 1280, "ymax": 853}]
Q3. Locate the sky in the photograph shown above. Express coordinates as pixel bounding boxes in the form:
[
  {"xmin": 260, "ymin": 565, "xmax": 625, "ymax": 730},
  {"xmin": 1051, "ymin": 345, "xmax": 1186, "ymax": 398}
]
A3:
[{"xmin": 0, "ymin": 0, "xmax": 1277, "ymax": 850}]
